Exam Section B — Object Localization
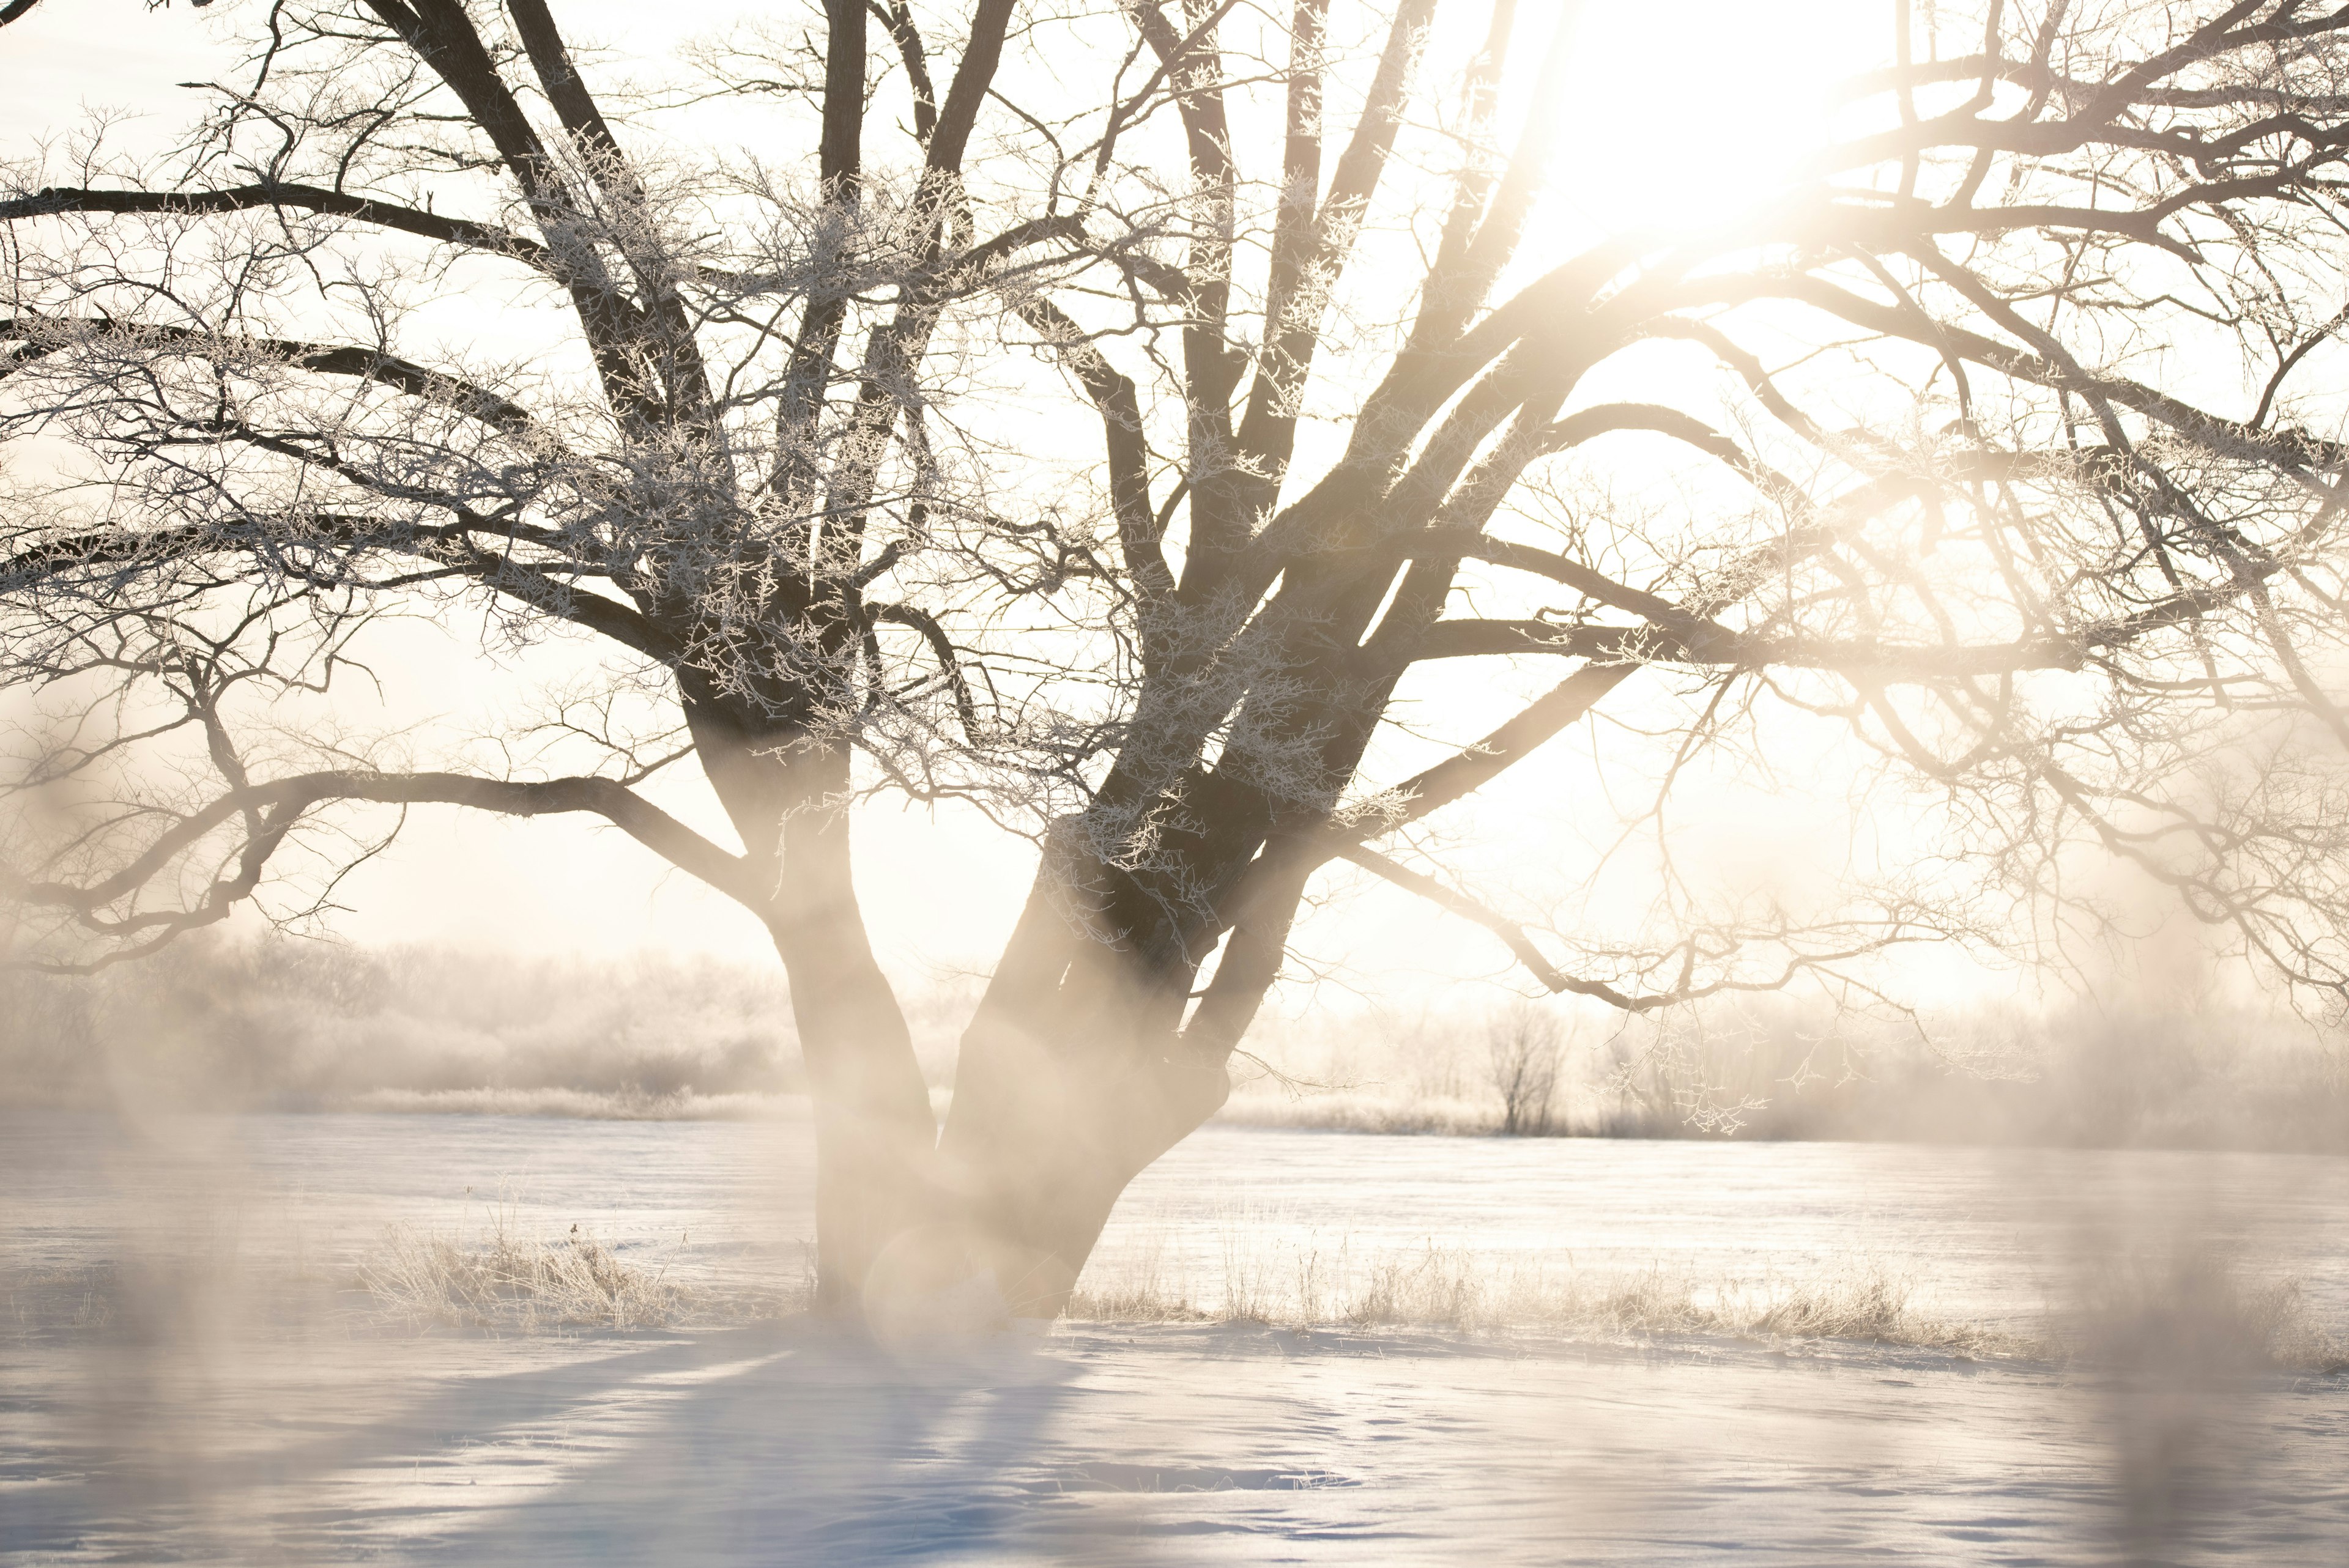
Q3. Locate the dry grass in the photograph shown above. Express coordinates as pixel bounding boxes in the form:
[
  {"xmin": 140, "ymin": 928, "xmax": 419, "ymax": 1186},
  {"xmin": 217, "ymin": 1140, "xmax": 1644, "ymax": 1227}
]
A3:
[
  {"xmin": 1071, "ymin": 1237, "xmax": 2348, "ymax": 1368},
  {"xmin": 19, "ymin": 1204, "xmax": 2343, "ymax": 1369},
  {"xmin": 2, "ymin": 1263, "xmax": 121, "ymax": 1336},
  {"xmin": 358, "ymin": 1218, "xmax": 707, "ymax": 1331},
  {"xmin": 2255, "ymin": 1282, "xmax": 2349, "ymax": 1372},
  {"xmin": 2065, "ymin": 1257, "xmax": 2349, "ymax": 1375},
  {"xmin": 1069, "ymin": 1237, "xmax": 2029, "ymax": 1354},
  {"xmin": 6, "ymin": 1219, "xmax": 793, "ymax": 1339}
]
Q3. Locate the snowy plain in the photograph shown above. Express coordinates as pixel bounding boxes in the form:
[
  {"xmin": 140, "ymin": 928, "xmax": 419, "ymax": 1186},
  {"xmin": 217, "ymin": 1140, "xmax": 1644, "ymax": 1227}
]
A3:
[{"xmin": 3, "ymin": 1110, "xmax": 2345, "ymax": 1565}]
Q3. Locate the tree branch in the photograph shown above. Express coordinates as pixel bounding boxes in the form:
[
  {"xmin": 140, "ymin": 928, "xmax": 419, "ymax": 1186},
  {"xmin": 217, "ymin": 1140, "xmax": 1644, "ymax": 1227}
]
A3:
[
  {"xmin": 1335, "ymin": 841, "xmax": 1588, "ymax": 996},
  {"xmin": 0, "ymin": 182, "xmax": 554, "ymax": 271},
  {"xmin": 6, "ymin": 768, "xmax": 763, "ymax": 922},
  {"xmin": 0, "ymin": 317, "xmax": 541, "ymax": 435}
]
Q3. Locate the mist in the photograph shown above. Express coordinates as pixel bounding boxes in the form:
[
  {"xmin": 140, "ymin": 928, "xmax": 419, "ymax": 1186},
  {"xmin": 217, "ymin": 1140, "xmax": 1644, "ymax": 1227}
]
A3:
[
  {"xmin": 7, "ymin": 0, "xmax": 2349, "ymax": 1561},
  {"xmin": 10, "ymin": 931, "xmax": 2343, "ymax": 1159}
]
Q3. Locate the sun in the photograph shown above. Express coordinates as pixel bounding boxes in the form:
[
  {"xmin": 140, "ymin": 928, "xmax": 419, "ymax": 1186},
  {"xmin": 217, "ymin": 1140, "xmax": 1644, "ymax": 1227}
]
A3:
[{"xmin": 1535, "ymin": 0, "xmax": 1889, "ymax": 240}]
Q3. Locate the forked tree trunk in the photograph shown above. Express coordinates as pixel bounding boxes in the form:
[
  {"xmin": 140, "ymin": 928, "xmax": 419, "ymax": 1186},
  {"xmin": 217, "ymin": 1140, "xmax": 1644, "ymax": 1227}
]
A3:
[
  {"xmin": 694, "ymin": 709, "xmax": 1276, "ymax": 1320},
  {"xmin": 785, "ymin": 835, "xmax": 1244, "ymax": 1319}
]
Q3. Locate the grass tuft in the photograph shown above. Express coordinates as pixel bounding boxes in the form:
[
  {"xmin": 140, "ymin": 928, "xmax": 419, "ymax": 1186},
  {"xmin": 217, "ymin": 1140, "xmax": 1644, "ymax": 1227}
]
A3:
[
  {"xmin": 2253, "ymin": 1281, "xmax": 2349, "ymax": 1372},
  {"xmin": 2067, "ymin": 1258, "xmax": 2349, "ymax": 1375},
  {"xmin": 3, "ymin": 1263, "xmax": 122, "ymax": 1337},
  {"xmin": 358, "ymin": 1219, "xmax": 700, "ymax": 1331}
]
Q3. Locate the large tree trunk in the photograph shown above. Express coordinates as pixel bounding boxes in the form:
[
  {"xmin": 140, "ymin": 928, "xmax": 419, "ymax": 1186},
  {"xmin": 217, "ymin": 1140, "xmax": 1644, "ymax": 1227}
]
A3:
[
  {"xmin": 935, "ymin": 851, "xmax": 1236, "ymax": 1317},
  {"xmin": 685, "ymin": 700, "xmax": 938, "ymax": 1314}
]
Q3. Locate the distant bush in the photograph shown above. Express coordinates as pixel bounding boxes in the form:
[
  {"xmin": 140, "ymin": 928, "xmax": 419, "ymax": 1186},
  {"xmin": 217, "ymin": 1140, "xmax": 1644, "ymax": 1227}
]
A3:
[
  {"xmin": 0, "ymin": 932, "xmax": 807, "ymax": 1110},
  {"xmin": 1222, "ymin": 993, "xmax": 2349, "ymax": 1153}
]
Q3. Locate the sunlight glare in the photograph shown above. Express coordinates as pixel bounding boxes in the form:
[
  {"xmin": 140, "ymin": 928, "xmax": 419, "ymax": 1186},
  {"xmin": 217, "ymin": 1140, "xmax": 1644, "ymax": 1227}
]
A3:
[{"xmin": 1542, "ymin": 1, "xmax": 1885, "ymax": 238}]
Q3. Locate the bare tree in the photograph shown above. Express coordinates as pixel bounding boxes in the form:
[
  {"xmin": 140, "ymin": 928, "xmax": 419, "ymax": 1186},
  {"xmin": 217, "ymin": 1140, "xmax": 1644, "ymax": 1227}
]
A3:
[
  {"xmin": 12, "ymin": 1, "xmax": 2349, "ymax": 1318},
  {"xmin": 1485, "ymin": 1002, "xmax": 1559, "ymax": 1136}
]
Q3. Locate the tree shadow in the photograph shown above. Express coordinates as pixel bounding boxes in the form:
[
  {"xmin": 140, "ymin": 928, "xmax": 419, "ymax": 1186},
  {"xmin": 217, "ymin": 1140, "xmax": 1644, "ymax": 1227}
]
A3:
[{"xmin": 10, "ymin": 1315, "xmax": 1193, "ymax": 1564}]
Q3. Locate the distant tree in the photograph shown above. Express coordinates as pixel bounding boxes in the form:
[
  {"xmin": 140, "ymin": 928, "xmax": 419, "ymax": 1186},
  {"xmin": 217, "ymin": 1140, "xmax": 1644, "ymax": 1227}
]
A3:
[
  {"xmin": 12, "ymin": 1, "xmax": 2349, "ymax": 1317},
  {"xmin": 1485, "ymin": 1003, "xmax": 1559, "ymax": 1136}
]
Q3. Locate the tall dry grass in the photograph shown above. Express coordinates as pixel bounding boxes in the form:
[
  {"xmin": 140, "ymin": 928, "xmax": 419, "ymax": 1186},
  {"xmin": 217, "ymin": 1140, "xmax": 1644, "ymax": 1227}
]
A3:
[{"xmin": 358, "ymin": 1217, "xmax": 718, "ymax": 1331}]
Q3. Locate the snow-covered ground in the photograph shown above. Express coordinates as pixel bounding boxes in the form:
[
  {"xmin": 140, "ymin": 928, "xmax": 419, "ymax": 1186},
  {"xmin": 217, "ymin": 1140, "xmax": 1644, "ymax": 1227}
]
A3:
[{"xmin": 4, "ymin": 1111, "xmax": 2345, "ymax": 1564}]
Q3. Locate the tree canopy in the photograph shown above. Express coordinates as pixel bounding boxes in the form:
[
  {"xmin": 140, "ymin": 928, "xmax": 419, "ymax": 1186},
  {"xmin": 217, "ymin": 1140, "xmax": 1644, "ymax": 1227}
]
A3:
[{"xmin": 10, "ymin": 0, "xmax": 2349, "ymax": 1309}]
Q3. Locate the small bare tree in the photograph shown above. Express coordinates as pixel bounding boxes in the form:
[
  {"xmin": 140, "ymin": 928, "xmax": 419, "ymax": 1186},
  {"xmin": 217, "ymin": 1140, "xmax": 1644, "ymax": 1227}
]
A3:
[
  {"xmin": 12, "ymin": 0, "xmax": 2349, "ymax": 1319},
  {"xmin": 1485, "ymin": 1004, "xmax": 1560, "ymax": 1136}
]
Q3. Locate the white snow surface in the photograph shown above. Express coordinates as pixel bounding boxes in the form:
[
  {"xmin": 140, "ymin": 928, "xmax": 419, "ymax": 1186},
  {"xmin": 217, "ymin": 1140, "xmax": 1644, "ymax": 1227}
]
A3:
[{"xmin": 3, "ymin": 1111, "xmax": 2345, "ymax": 1564}]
